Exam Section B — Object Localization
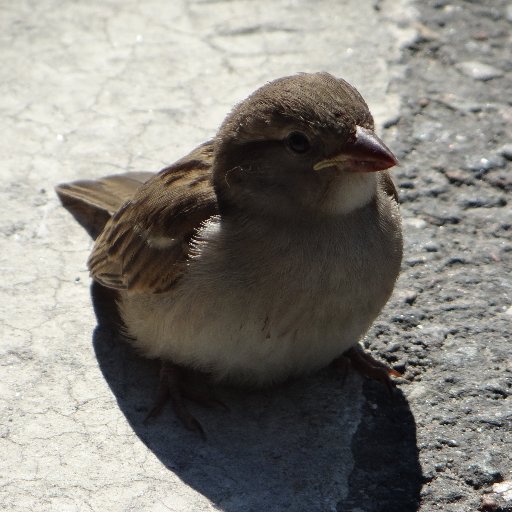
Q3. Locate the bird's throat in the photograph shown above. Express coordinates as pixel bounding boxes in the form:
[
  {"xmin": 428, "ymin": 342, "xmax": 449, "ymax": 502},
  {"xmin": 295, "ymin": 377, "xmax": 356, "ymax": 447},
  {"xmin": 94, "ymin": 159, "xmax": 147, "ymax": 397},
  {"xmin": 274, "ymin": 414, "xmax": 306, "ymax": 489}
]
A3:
[{"xmin": 317, "ymin": 172, "xmax": 378, "ymax": 215}]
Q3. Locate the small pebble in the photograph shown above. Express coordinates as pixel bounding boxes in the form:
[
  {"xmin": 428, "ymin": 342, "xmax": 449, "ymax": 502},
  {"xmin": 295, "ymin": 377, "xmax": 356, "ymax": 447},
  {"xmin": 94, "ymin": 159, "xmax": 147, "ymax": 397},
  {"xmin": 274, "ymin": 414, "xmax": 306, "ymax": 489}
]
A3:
[
  {"xmin": 445, "ymin": 168, "xmax": 473, "ymax": 185},
  {"xmin": 383, "ymin": 114, "xmax": 400, "ymax": 128},
  {"xmin": 405, "ymin": 257, "xmax": 426, "ymax": 267},
  {"xmin": 396, "ymin": 289, "xmax": 418, "ymax": 305},
  {"xmin": 472, "ymin": 31, "xmax": 488, "ymax": 41},
  {"xmin": 445, "ymin": 256, "xmax": 467, "ymax": 266},
  {"xmin": 437, "ymin": 438, "xmax": 460, "ymax": 447},
  {"xmin": 393, "ymin": 361, "xmax": 406, "ymax": 374},
  {"xmin": 443, "ymin": 490, "xmax": 464, "ymax": 501},
  {"xmin": 456, "ymin": 61, "xmax": 504, "ymax": 81},
  {"xmin": 425, "ymin": 211, "xmax": 461, "ymax": 226},
  {"xmin": 483, "ymin": 170, "xmax": 512, "ymax": 191},
  {"xmin": 412, "ymin": 119, "xmax": 444, "ymax": 142},
  {"xmin": 384, "ymin": 342, "xmax": 401, "ymax": 353},
  {"xmin": 506, "ymin": 5, "xmax": 512, "ymax": 23},
  {"xmin": 492, "ymin": 480, "xmax": 512, "ymax": 496},
  {"xmin": 464, "ymin": 463, "xmax": 503, "ymax": 489},
  {"xmin": 391, "ymin": 309, "xmax": 424, "ymax": 327},
  {"xmin": 424, "ymin": 241, "xmax": 439, "ymax": 253},
  {"xmin": 461, "ymin": 196, "xmax": 507, "ymax": 209},
  {"xmin": 498, "ymin": 143, "xmax": 512, "ymax": 160},
  {"xmin": 403, "ymin": 217, "xmax": 427, "ymax": 229},
  {"xmin": 483, "ymin": 380, "xmax": 507, "ymax": 396},
  {"xmin": 480, "ymin": 495, "xmax": 498, "ymax": 511},
  {"xmin": 439, "ymin": 93, "xmax": 482, "ymax": 113},
  {"xmin": 466, "ymin": 155, "xmax": 506, "ymax": 174},
  {"xmin": 419, "ymin": 325, "xmax": 450, "ymax": 344}
]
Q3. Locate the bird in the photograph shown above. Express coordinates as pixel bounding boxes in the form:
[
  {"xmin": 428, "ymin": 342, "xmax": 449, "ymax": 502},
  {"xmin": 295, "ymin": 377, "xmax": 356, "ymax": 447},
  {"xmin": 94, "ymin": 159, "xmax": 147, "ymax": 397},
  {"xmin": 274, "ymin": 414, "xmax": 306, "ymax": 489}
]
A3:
[{"xmin": 56, "ymin": 72, "xmax": 403, "ymax": 435}]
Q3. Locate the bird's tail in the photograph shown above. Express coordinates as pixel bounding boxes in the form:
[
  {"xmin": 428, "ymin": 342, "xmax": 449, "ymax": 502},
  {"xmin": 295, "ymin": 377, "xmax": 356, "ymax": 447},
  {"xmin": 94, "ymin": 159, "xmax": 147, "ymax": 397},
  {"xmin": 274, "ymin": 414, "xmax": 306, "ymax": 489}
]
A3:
[{"xmin": 55, "ymin": 172, "xmax": 153, "ymax": 239}]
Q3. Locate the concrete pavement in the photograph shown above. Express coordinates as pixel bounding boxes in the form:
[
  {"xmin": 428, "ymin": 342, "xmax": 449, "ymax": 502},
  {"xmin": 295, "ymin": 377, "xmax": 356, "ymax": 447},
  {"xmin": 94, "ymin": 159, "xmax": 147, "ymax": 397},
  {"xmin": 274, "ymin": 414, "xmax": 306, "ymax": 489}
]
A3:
[{"xmin": 0, "ymin": 1, "xmax": 415, "ymax": 510}]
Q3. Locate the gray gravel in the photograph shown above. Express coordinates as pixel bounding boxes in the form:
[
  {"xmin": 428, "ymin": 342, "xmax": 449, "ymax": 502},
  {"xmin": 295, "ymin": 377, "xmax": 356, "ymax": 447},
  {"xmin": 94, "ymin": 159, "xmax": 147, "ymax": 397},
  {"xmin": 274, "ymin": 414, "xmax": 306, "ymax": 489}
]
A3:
[{"xmin": 353, "ymin": 1, "xmax": 511, "ymax": 510}]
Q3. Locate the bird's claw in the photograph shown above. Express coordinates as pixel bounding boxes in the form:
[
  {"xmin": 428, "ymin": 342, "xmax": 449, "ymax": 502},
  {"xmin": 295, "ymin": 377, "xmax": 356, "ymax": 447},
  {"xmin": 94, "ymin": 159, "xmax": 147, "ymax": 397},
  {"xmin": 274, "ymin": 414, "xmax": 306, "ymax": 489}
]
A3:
[
  {"xmin": 335, "ymin": 345, "xmax": 401, "ymax": 393},
  {"xmin": 144, "ymin": 361, "xmax": 228, "ymax": 438}
]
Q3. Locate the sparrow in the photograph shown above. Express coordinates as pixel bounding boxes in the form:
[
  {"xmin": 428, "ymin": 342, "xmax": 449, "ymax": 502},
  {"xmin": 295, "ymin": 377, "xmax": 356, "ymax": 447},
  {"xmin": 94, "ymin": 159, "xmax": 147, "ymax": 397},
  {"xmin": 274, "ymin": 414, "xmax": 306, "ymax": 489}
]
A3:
[{"xmin": 56, "ymin": 72, "xmax": 403, "ymax": 435}]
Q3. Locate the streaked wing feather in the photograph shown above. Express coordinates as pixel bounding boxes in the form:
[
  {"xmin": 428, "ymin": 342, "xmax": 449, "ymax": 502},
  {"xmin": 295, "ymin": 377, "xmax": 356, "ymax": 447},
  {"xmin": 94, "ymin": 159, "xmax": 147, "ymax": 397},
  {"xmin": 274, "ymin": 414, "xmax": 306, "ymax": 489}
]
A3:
[
  {"xmin": 56, "ymin": 172, "xmax": 154, "ymax": 215},
  {"xmin": 55, "ymin": 172, "xmax": 154, "ymax": 238},
  {"xmin": 89, "ymin": 142, "xmax": 218, "ymax": 293}
]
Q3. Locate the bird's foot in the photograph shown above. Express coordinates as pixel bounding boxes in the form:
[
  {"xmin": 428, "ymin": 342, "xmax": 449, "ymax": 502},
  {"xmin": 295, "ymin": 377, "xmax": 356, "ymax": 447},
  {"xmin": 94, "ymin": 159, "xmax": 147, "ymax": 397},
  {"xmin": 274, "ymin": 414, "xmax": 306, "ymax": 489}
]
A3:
[
  {"xmin": 144, "ymin": 361, "xmax": 226, "ymax": 438},
  {"xmin": 334, "ymin": 345, "xmax": 401, "ymax": 392}
]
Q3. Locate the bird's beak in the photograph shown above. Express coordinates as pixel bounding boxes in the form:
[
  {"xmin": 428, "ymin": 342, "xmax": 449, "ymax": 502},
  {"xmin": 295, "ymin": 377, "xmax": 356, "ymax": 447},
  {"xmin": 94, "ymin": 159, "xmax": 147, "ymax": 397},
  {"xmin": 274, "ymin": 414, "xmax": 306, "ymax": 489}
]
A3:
[{"xmin": 314, "ymin": 126, "xmax": 398, "ymax": 173}]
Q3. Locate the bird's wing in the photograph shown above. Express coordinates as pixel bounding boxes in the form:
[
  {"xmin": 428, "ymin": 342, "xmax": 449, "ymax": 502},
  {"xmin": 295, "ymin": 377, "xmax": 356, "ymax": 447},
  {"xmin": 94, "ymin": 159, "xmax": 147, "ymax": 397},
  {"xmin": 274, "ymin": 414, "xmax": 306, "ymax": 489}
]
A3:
[
  {"xmin": 379, "ymin": 171, "xmax": 399, "ymax": 204},
  {"xmin": 88, "ymin": 142, "xmax": 218, "ymax": 293},
  {"xmin": 56, "ymin": 171, "xmax": 154, "ymax": 239},
  {"xmin": 56, "ymin": 172, "xmax": 154, "ymax": 216}
]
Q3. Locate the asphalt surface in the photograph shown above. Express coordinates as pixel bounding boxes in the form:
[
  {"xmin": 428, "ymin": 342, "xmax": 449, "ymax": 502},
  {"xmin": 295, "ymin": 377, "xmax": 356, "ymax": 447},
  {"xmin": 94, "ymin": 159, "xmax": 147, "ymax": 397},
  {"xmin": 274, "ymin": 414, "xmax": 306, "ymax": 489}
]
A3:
[
  {"xmin": 366, "ymin": 1, "xmax": 511, "ymax": 510},
  {"xmin": 1, "ymin": 1, "xmax": 510, "ymax": 511}
]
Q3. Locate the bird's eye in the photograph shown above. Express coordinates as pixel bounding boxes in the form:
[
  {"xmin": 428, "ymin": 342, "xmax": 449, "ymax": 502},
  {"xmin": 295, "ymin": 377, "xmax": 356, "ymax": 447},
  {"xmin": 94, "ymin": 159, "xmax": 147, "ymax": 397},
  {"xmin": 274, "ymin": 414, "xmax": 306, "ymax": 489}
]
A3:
[{"xmin": 286, "ymin": 131, "xmax": 310, "ymax": 154}]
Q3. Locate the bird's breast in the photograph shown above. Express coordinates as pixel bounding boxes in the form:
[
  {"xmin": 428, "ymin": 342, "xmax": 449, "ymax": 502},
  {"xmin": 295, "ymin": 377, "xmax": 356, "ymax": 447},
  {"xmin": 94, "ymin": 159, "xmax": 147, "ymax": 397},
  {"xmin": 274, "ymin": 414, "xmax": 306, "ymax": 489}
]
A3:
[{"xmin": 121, "ymin": 198, "xmax": 402, "ymax": 385}]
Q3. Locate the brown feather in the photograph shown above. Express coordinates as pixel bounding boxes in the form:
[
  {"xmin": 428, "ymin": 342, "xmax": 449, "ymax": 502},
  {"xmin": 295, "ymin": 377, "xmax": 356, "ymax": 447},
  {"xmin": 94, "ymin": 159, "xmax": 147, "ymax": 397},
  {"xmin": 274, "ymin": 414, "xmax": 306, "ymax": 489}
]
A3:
[
  {"xmin": 88, "ymin": 142, "xmax": 218, "ymax": 293},
  {"xmin": 55, "ymin": 172, "xmax": 153, "ymax": 239}
]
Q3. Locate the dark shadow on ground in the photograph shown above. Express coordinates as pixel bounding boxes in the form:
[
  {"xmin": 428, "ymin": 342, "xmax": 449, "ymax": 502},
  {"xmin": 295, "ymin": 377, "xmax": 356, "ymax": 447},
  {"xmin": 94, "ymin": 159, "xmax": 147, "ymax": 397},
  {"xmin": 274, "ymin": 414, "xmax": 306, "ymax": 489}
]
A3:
[
  {"xmin": 91, "ymin": 282, "xmax": 422, "ymax": 512},
  {"xmin": 340, "ymin": 380, "xmax": 423, "ymax": 511}
]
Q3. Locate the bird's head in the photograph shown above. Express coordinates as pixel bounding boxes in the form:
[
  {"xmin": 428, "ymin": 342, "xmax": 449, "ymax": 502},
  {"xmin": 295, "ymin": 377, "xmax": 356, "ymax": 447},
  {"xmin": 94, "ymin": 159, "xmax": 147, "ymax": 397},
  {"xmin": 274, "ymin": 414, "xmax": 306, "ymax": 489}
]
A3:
[{"xmin": 213, "ymin": 72, "xmax": 397, "ymax": 219}]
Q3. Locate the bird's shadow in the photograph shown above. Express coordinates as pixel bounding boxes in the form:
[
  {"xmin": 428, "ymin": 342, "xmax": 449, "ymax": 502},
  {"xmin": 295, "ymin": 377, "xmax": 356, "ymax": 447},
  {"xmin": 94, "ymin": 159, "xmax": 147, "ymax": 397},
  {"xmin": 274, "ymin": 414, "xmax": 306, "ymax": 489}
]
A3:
[{"xmin": 91, "ymin": 282, "xmax": 422, "ymax": 512}]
